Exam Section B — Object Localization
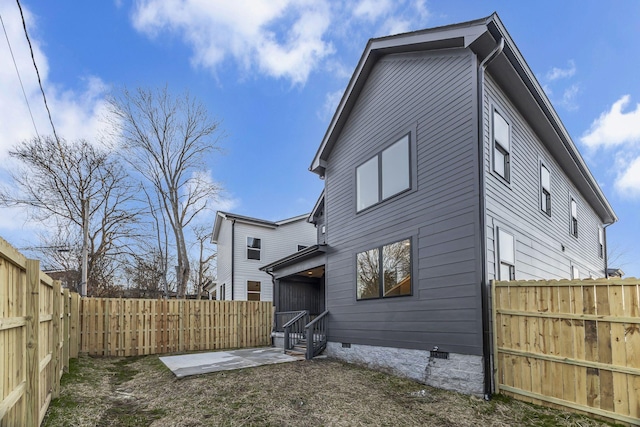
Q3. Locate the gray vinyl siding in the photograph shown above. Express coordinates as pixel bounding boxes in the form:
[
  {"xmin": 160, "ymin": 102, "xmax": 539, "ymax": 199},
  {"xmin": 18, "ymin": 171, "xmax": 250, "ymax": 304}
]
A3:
[
  {"xmin": 324, "ymin": 50, "xmax": 483, "ymax": 356},
  {"xmin": 483, "ymin": 74, "xmax": 606, "ymax": 281}
]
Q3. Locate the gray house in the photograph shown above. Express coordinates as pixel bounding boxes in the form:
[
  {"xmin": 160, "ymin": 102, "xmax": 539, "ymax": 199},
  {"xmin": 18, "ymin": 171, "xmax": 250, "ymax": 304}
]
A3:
[{"xmin": 262, "ymin": 13, "xmax": 617, "ymax": 397}]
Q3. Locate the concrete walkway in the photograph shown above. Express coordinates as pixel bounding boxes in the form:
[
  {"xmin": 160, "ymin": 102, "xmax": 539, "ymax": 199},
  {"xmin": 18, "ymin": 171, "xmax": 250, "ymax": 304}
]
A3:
[{"xmin": 160, "ymin": 347, "xmax": 300, "ymax": 378}]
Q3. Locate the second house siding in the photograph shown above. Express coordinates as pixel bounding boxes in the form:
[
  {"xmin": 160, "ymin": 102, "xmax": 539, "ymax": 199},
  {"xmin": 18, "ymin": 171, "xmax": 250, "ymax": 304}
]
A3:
[{"xmin": 324, "ymin": 49, "xmax": 483, "ymax": 356}]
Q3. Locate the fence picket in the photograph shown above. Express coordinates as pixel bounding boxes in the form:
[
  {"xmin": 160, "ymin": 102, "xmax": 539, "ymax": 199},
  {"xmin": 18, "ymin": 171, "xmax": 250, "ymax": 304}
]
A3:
[{"xmin": 494, "ymin": 279, "xmax": 640, "ymax": 426}]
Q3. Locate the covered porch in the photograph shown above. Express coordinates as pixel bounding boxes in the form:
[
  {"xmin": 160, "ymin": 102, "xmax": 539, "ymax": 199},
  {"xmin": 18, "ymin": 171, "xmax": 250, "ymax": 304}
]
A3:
[{"xmin": 261, "ymin": 244, "xmax": 328, "ymax": 359}]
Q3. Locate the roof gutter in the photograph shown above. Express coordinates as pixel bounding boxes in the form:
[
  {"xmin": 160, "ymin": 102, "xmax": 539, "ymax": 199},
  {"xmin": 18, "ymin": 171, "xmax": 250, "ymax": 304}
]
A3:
[{"xmin": 477, "ymin": 35, "xmax": 504, "ymax": 401}]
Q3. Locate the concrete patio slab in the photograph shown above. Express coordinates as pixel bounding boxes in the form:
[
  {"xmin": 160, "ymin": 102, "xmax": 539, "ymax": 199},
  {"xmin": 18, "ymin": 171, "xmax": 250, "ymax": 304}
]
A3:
[{"xmin": 160, "ymin": 347, "xmax": 301, "ymax": 378}]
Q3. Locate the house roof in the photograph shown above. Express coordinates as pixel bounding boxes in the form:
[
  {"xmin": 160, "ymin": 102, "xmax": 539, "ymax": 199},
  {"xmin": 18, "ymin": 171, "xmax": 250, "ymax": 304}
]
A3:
[
  {"xmin": 307, "ymin": 190, "xmax": 325, "ymax": 224},
  {"xmin": 259, "ymin": 244, "xmax": 327, "ymax": 273},
  {"xmin": 210, "ymin": 211, "xmax": 310, "ymax": 244},
  {"xmin": 309, "ymin": 13, "xmax": 617, "ymax": 224}
]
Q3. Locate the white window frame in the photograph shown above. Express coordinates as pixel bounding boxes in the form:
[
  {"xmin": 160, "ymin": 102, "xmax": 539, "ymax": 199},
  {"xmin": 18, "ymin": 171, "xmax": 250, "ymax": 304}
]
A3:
[
  {"xmin": 540, "ymin": 162, "xmax": 551, "ymax": 216},
  {"xmin": 356, "ymin": 133, "xmax": 411, "ymax": 212},
  {"xmin": 492, "ymin": 109, "xmax": 511, "ymax": 182},
  {"xmin": 247, "ymin": 237, "xmax": 261, "ymax": 260},
  {"xmin": 497, "ymin": 228, "xmax": 515, "ymax": 281},
  {"xmin": 247, "ymin": 280, "xmax": 261, "ymax": 301},
  {"xmin": 598, "ymin": 227, "xmax": 604, "ymax": 259},
  {"xmin": 570, "ymin": 198, "xmax": 578, "ymax": 238}
]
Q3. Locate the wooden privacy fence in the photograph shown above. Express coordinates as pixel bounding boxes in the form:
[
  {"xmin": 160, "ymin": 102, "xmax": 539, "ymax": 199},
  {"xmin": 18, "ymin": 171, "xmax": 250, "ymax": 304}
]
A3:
[
  {"xmin": 0, "ymin": 238, "xmax": 80, "ymax": 427},
  {"xmin": 492, "ymin": 278, "xmax": 640, "ymax": 425},
  {"xmin": 79, "ymin": 299, "xmax": 272, "ymax": 356}
]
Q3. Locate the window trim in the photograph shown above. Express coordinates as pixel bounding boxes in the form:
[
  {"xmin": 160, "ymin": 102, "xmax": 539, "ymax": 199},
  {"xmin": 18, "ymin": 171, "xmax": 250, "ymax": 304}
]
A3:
[
  {"xmin": 355, "ymin": 237, "xmax": 413, "ymax": 301},
  {"xmin": 569, "ymin": 197, "xmax": 578, "ymax": 238},
  {"xmin": 497, "ymin": 227, "xmax": 516, "ymax": 281},
  {"xmin": 247, "ymin": 280, "xmax": 261, "ymax": 301},
  {"xmin": 492, "ymin": 108, "xmax": 511, "ymax": 183},
  {"xmin": 598, "ymin": 227, "xmax": 604, "ymax": 259},
  {"xmin": 355, "ymin": 125, "xmax": 417, "ymax": 214},
  {"xmin": 539, "ymin": 161, "xmax": 551, "ymax": 217},
  {"xmin": 247, "ymin": 237, "xmax": 262, "ymax": 260}
]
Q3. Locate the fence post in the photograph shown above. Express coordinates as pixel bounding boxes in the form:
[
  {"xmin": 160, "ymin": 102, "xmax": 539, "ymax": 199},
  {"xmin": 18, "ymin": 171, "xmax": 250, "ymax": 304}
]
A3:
[
  {"xmin": 63, "ymin": 288, "xmax": 70, "ymax": 372},
  {"xmin": 25, "ymin": 259, "xmax": 40, "ymax": 427},
  {"xmin": 52, "ymin": 280, "xmax": 62, "ymax": 399},
  {"xmin": 491, "ymin": 280, "xmax": 499, "ymax": 395},
  {"xmin": 69, "ymin": 293, "xmax": 79, "ymax": 358}
]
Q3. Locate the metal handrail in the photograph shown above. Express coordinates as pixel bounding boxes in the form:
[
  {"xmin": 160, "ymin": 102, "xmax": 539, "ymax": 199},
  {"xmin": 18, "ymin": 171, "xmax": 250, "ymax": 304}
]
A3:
[{"xmin": 305, "ymin": 310, "xmax": 329, "ymax": 359}]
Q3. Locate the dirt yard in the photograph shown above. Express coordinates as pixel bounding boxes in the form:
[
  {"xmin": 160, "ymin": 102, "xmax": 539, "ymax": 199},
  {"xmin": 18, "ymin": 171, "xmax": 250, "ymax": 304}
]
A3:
[{"xmin": 43, "ymin": 353, "xmax": 620, "ymax": 427}]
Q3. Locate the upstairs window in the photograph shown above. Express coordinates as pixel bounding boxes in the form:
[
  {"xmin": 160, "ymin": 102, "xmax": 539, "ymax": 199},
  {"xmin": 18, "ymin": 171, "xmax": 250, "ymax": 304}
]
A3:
[
  {"xmin": 357, "ymin": 238, "xmax": 411, "ymax": 300},
  {"xmin": 570, "ymin": 199, "xmax": 578, "ymax": 238},
  {"xmin": 498, "ymin": 228, "xmax": 515, "ymax": 281},
  {"xmin": 493, "ymin": 110, "xmax": 511, "ymax": 181},
  {"xmin": 247, "ymin": 237, "xmax": 261, "ymax": 260},
  {"xmin": 356, "ymin": 134, "xmax": 410, "ymax": 211},
  {"xmin": 598, "ymin": 227, "xmax": 604, "ymax": 258},
  {"xmin": 540, "ymin": 163, "xmax": 551, "ymax": 216},
  {"xmin": 247, "ymin": 281, "xmax": 261, "ymax": 301}
]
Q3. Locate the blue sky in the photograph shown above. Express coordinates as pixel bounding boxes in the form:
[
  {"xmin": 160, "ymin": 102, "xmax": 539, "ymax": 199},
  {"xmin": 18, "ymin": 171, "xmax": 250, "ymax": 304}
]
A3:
[{"xmin": 1, "ymin": 1, "xmax": 639, "ymax": 277}]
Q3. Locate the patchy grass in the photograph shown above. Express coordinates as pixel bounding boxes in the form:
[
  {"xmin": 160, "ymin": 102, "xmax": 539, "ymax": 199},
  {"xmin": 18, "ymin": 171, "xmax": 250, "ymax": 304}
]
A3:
[{"xmin": 44, "ymin": 354, "xmax": 623, "ymax": 427}]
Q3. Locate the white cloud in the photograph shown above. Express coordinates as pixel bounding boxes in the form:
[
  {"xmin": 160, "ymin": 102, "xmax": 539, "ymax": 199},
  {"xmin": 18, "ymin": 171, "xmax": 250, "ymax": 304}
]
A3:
[
  {"xmin": 132, "ymin": 0, "xmax": 334, "ymax": 85},
  {"xmin": 353, "ymin": 0, "xmax": 394, "ymax": 22},
  {"xmin": 0, "ymin": 3, "xmax": 110, "ymax": 159},
  {"xmin": 581, "ymin": 95, "xmax": 640, "ymax": 149},
  {"xmin": 546, "ymin": 60, "xmax": 576, "ymax": 81},
  {"xmin": 615, "ymin": 156, "xmax": 640, "ymax": 197},
  {"xmin": 581, "ymin": 95, "xmax": 640, "ymax": 198},
  {"xmin": 381, "ymin": 16, "xmax": 412, "ymax": 35},
  {"xmin": 318, "ymin": 89, "xmax": 344, "ymax": 122},
  {"xmin": 560, "ymin": 83, "xmax": 580, "ymax": 112}
]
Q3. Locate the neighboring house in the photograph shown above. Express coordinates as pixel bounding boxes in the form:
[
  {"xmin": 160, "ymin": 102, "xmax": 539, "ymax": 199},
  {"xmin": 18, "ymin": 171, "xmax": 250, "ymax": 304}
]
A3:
[
  {"xmin": 211, "ymin": 211, "xmax": 317, "ymax": 301},
  {"xmin": 262, "ymin": 13, "xmax": 617, "ymax": 397}
]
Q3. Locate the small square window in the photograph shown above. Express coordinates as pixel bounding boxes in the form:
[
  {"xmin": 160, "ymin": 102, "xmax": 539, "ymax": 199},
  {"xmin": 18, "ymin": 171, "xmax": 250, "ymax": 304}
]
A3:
[{"xmin": 247, "ymin": 237, "xmax": 261, "ymax": 260}]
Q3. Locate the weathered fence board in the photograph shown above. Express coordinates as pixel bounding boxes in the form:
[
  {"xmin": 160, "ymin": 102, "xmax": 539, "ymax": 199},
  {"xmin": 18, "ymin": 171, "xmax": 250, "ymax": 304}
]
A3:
[
  {"xmin": 493, "ymin": 278, "xmax": 640, "ymax": 426},
  {"xmin": 78, "ymin": 298, "xmax": 272, "ymax": 356}
]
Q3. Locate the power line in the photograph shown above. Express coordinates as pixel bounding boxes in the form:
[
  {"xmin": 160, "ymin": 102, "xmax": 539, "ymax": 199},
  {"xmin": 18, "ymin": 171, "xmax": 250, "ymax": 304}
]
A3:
[
  {"xmin": 0, "ymin": 10, "xmax": 40, "ymax": 139},
  {"xmin": 15, "ymin": 0, "xmax": 61, "ymax": 144}
]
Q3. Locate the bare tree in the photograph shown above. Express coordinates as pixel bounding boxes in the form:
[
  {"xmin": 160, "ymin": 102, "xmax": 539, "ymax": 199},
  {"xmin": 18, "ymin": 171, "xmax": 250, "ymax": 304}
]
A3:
[
  {"xmin": 0, "ymin": 136, "xmax": 140, "ymax": 295},
  {"xmin": 108, "ymin": 87, "xmax": 222, "ymax": 298},
  {"xmin": 192, "ymin": 225, "xmax": 216, "ymax": 299}
]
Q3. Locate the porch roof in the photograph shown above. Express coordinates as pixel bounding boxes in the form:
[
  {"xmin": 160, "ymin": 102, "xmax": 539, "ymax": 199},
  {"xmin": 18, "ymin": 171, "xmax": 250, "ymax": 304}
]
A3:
[{"xmin": 260, "ymin": 244, "xmax": 327, "ymax": 273}]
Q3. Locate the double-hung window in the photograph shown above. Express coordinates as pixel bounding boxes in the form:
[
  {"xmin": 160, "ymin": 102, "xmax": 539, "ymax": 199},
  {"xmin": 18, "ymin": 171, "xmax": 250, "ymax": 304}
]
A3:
[
  {"xmin": 498, "ymin": 228, "xmax": 515, "ymax": 281},
  {"xmin": 356, "ymin": 238, "xmax": 412, "ymax": 300},
  {"xmin": 598, "ymin": 227, "xmax": 604, "ymax": 258},
  {"xmin": 493, "ymin": 110, "xmax": 511, "ymax": 181},
  {"xmin": 356, "ymin": 134, "xmax": 410, "ymax": 211},
  {"xmin": 540, "ymin": 163, "xmax": 551, "ymax": 216},
  {"xmin": 247, "ymin": 281, "xmax": 261, "ymax": 301},
  {"xmin": 247, "ymin": 237, "xmax": 261, "ymax": 260},
  {"xmin": 570, "ymin": 199, "xmax": 578, "ymax": 238}
]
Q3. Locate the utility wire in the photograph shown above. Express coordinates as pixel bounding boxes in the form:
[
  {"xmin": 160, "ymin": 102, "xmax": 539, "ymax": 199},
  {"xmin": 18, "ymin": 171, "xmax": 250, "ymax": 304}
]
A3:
[
  {"xmin": 15, "ymin": 0, "xmax": 61, "ymax": 144},
  {"xmin": 0, "ymin": 11, "xmax": 40, "ymax": 139}
]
